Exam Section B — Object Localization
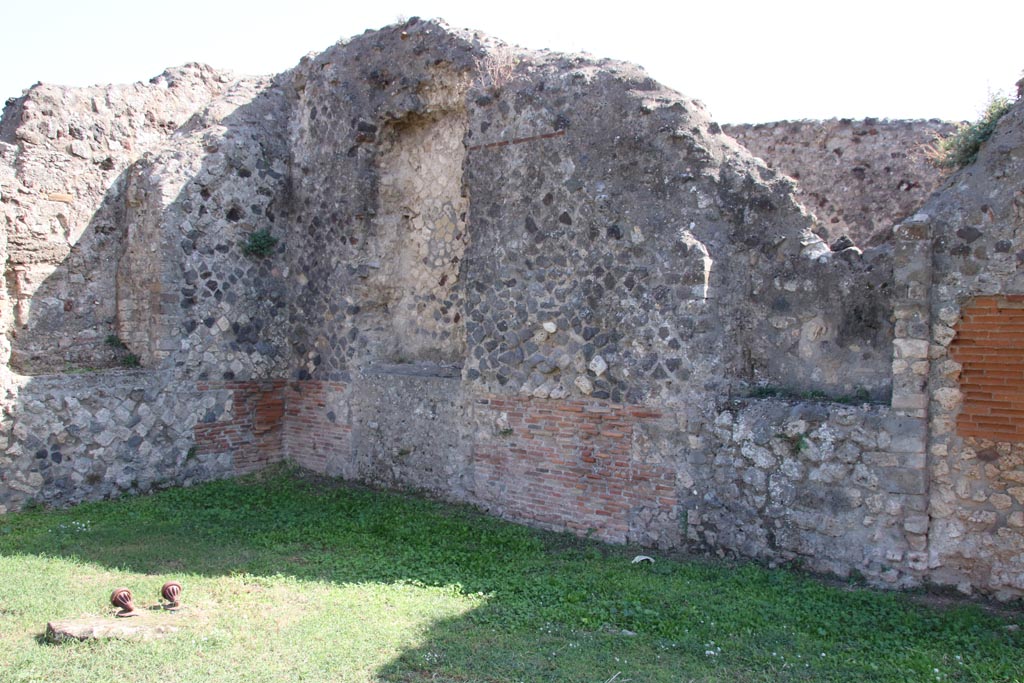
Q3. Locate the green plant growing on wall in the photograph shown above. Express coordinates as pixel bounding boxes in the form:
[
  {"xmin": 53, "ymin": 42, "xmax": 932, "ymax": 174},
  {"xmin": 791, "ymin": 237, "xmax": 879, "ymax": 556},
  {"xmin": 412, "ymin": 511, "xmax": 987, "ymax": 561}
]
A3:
[
  {"xmin": 242, "ymin": 229, "xmax": 278, "ymax": 258},
  {"xmin": 747, "ymin": 385, "xmax": 875, "ymax": 405},
  {"xmin": 777, "ymin": 431, "xmax": 810, "ymax": 454},
  {"xmin": 928, "ymin": 93, "xmax": 1014, "ymax": 169},
  {"xmin": 104, "ymin": 333, "xmax": 141, "ymax": 369},
  {"xmin": 104, "ymin": 334, "xmax": 127, "ymax": 349}
]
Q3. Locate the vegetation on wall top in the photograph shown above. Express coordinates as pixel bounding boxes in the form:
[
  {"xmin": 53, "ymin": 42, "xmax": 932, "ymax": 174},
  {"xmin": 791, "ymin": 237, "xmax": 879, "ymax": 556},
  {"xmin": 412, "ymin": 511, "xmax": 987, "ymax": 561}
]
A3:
[{"xmin": 929, "ymin": 93, "xmax": 1016, "ymax": 170}]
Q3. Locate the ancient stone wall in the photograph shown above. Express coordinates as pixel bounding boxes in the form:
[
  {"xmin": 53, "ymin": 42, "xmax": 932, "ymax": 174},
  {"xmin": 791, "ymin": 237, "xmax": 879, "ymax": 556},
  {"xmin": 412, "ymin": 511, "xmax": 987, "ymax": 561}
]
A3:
[
  {"xmin": 695, "ymin": 400, "xmax": 928, "ymax": 585},
  {"xmin": 1, "ymin": 19, "xmax": 1022, "ymax": 599},
  {"xmin": 460, "ymin": 56, "xmax": 893, "ymax": 407},
  {"xmin": 117, "ymin": 77, "xmax": 294, "ymax": 379},
  {"xmin": 0, "ymin": 65, "xmax": 238, "ymax": 373},
  {"xmin": 0, "ymin": 64, "xmax": 296, "ymax": 509},
  {"xmin": 724, "ymin": 119, "xmax": 954, "ymax": 246},
  {"xmin": 0, "ymin": 371, "xmax": 235, "ymax": 512},
  {"xmin": 914, "ymin": 97, "xmax": 1024, "ymax": 599}
]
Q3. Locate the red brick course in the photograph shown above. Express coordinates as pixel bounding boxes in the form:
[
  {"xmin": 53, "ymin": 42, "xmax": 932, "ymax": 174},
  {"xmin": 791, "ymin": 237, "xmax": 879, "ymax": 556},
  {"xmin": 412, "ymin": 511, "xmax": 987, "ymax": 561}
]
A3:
[
  {"xmin": 282, "ymin": 381, "xmax": 350, "ymax": 473},
  {"xmin": 191, "ymin": 381, "xmax": 678, "ymax": 546},
  {"xmin": 193, "ymin": 380, "xmax": 287, "ymax": 474},
  {"xmin": 472, "ymin": 394, "xmax": 677, "ymax": 544},
  {"xmin": 951, "ymin": 296, "xmax": 1024, "ymax": 443}
]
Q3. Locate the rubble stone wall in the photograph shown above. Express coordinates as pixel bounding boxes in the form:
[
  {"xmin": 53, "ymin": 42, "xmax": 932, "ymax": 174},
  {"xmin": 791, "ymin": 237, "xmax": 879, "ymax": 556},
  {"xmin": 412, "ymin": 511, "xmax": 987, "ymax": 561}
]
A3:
[
  {"xmin": 917, "ymin": 98, "xmax": 1024, "ymax": 599},
  {"xmin": 724, "ymin": 119, "xmax": 954, "ymax": 245},
  {"xmin": 0, "ymin": 65, "xmax": 238, "ymax": 374},
  {"xmin": 694, "ymin": 399, "xmax": 928, "ymax": 586},
  {"xmin": 0, "ymin": 370, "xmax": 234, "ymax": 513}
]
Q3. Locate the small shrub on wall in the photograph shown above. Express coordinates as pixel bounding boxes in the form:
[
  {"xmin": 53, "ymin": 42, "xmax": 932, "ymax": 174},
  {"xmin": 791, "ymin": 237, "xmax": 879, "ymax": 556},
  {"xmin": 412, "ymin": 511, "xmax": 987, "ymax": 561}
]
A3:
[
  {"xmin": 929, "ymin": 93, "xmax": 1014, "ymax": 169},
  {"xmin": 243, "ymin": 229, "xmax": 278, "ymax": 258}
]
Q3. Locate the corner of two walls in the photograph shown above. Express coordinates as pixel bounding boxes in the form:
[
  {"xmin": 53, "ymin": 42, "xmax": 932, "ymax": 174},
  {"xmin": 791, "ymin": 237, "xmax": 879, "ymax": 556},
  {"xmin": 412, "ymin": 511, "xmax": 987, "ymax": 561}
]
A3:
[
  {"xmin": 278, "ymin": 53, "xmax": 477, "ymax": 496},
  {"xmin": 1, "ymin": 77, "xmax": 295, "ymax": 512},
  {"xmin": 274, "ymin": 67, "xmax": 931, "ymax": 589}
]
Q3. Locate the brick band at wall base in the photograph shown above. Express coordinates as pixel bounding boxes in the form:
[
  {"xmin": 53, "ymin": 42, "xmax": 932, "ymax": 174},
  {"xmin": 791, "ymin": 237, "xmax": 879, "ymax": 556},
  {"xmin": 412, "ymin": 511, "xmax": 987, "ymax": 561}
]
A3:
[
  {"xmin": 194, "ymin": 380, "xmax": 287, "ymax": 474},
  {"xmin": 249, "ymin": 380, "xmax": 679, "ymax": 547},
  {"xmin": 471, "ymin": 395, "xmax": 677, "ymax": 546}
]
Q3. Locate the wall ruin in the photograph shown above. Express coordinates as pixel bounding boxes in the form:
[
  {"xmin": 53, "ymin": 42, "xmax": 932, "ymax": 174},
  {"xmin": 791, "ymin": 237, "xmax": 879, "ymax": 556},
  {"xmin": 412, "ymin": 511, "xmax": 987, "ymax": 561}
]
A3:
[
  {"xmin": 1, "ymin": 19, "xmax": 1022, "ymax": 600},
  {"xmin": 724, "ymin": 119, "xmax": 954, "ymax": 246}
]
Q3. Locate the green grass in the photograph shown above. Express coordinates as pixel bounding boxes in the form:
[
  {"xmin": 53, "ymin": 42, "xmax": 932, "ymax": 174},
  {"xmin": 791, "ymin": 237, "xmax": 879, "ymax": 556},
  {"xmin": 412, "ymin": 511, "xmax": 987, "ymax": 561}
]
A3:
[{"xmin": 0, "ymin": 469, "xmax": 1021, "ymax": 682}]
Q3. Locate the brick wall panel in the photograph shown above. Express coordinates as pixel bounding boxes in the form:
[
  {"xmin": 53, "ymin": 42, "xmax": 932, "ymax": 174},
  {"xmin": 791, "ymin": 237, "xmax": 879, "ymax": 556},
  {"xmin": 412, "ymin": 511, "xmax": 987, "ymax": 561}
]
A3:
[
  {"xmin": 193, "ymin": 380, "xmax": 287, "ymax": 474},
  {"xmin": 472, "ymin": 395, "xmax": 677, "ymax": 545},
  {"xmin": 282, "ymin": 381, "xmax": 351, "ymax": 474},
  {"xmin": 951, "ymin": 297, "xmax": 1024, "ymax": 443}
]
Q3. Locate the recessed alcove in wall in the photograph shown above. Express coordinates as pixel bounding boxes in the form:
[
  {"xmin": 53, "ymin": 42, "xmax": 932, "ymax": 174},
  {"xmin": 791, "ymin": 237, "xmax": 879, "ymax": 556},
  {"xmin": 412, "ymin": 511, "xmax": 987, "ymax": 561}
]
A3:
[{"xmin": 356, "ymin": 75, "xmax": 469, "ymax": 365}]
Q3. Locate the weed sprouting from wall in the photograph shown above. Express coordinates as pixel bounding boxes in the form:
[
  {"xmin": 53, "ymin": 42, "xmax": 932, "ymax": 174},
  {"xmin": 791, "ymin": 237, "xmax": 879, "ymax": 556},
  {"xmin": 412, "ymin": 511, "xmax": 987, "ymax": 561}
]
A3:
[
  {"xmin": 104, "ymin": 335, "xmax": 127, "ymax": 350},
  {"xmin": 928, "ymin": 93, "xmax": 1015, "ymax": 169},
  {"xmin": 242, "ymin": 229, "xmax": 278, "ymax": 258},
  {"xmin": 104, "ymin": 334, "xmax": 140, "ymax": 368}
]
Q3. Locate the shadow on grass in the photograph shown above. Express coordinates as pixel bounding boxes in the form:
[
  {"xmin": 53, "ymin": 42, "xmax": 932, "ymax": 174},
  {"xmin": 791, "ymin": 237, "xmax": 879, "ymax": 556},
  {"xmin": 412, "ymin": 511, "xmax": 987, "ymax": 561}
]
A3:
[{"xmin": 1, "ymin": 471, "xmax": 1022, "ymax": 682}]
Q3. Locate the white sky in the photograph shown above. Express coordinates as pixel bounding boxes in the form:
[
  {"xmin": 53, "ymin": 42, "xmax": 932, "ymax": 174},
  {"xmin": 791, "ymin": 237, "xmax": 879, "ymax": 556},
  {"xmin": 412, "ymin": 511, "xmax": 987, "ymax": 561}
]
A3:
[{"xmin": 1, "ymin": 0, "xmax": 1021, "ymax": 124}]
